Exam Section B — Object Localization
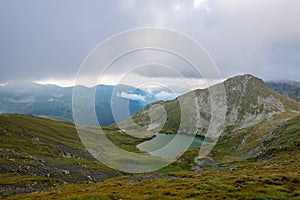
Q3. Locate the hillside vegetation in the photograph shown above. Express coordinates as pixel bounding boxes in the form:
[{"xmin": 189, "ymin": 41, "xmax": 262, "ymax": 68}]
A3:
[
  {"xmin": 0, "ymin": 114, "xmax": 149, "ymax": 196},
  {"xmin": 2, "ymin": 114, "xmax": 300, "ymax": 200},
  {"xmin": 1, "ymin": 74, "xmax": 300, "ymax": 199}
]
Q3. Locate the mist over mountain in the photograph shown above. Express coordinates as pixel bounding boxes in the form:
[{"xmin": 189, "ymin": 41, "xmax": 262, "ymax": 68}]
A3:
[
  {"xmin": 1, "ymin": 76, "xmax": 299, "ymax": 128},
  {"xmin": 0, "ymin": 82, "xmax": 169, "ymax": 126}
]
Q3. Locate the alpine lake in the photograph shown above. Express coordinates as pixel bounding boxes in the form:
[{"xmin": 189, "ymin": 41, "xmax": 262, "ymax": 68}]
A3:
[{"xmin": 137, "ymin": 133, "xmax": 204, "ymax": 159}]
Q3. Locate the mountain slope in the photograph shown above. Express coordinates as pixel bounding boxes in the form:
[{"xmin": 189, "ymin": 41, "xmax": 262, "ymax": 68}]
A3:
[
  {"xmin": 206, "ymin": 112, "xmax": 300, "ymax": 165},
  {"xmin": 5, "ymin": 113, "xmax": 300, "ymax": 199},
  {"xmin": 0, "ymin": 114, "xmax": 150, "ymax": 196},
  {"xmin": 122, "ymin": 74, "xmax": 300, "ymax": 136}
]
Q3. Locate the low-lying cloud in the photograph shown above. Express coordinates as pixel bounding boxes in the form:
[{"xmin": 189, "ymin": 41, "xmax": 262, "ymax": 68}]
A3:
[
  {"xmin": 154, "ymin": 91, "xmax": 176, "ymax": 100},
  {"xmin": 117, "ymin": 92, "xmax": 146, "ymax": 102}
]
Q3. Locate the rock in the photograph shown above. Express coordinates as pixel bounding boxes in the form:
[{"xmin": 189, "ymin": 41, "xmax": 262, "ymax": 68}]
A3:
[
  {"xmin": 62, "ymin": 152, "xmax": 72, "ymax": 158},
  {"xmin": 194, "ymin": 156, "xmax": 217, "ymax": 167},
  {"xmin": 61, "ymin": 170, "xmax": 70, "ymax": 175},
  {"xmin": 228, "ymin": 166, "xmax": 238, "ymax": 171}
]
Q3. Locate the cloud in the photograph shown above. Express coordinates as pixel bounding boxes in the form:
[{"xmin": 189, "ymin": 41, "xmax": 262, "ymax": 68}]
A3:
[
  {"xmin": 193, "ymin": 0, "xmax": 210, "ymax": 11},
  {"xmin": 0, "ymin": 0, "xmax": 299, "ymax": 84},
  {"xmin": 173, "ymin": 3, "xmax": 183, "ymax": 12},
  {"xmin": 154, "ymin": 91, "xmax": 176, "ymax": 100},
  {"xmin": 117, "ymin": 92, "xmax": 146, "ymax": 102}
]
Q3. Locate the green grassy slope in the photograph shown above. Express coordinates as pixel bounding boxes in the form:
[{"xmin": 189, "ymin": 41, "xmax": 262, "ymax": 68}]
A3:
[
  {"xmin": 7, "ymin": 165, "xmax": 300, "ymax": 200},
  {"xmin": 210, "ymin": 112, "xmax": 300, "ymax": 163},
  {"xmin": 0, "ymin": 114, "xmax": 149, "ymax": 196},
  {"xmin": 2, "ymin": 113, "xmax": 300, "ymax": 199}
]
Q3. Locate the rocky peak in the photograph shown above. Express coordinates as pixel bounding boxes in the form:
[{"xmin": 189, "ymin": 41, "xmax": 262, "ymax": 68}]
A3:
[{"xmin": 122, "ymin": 74, "xmax": 300, "ymax": 137}]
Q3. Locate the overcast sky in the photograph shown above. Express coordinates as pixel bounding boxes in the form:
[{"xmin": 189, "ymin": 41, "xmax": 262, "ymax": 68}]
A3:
[{"xmin": 0, "ymin": 0, "xmax": 299, "ymax": 88}]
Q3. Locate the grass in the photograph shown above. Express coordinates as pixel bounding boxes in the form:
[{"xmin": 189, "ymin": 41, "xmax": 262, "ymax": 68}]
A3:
[
  {"xmin": 0, "ymin": 173, "xmax": 58, "ymax": 186},
  {"xmin": 0, "ymin": 114, "xmax": 150, "ymax": 159},
  {"xmin": 0, "ymin": 114, "xmax": 83, "ymax": 153},
  {"xmin": 157, "ymin": 148, "xmax": 199, "ymax": 173},
  {"xmin": 211, "ymin": 113, "xmax": 300, "ymax": 163},
  {"xmin": 3, "ymin": 163, "xmax": 300, "ymax": 200},
  {"xmin": 103, "ymin": 126, "xmax": 150, "ymax": 152},
  {"xmin": 1, "ymin": 113, "xmax": 300, "ymax": 199}
]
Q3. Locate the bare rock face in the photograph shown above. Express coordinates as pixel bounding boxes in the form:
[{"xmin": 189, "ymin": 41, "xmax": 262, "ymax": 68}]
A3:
[{"xmin": 222, "ymin": 75, "xmax": 290, "ymax": 131}]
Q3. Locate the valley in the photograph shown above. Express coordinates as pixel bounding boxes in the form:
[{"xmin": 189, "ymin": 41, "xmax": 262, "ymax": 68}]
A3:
[
  {"xmin": 1, "ymin": 74, "xmax": 300, "ymax": 199},
  {"xmin": 0, "ymin": 0, "xmax": 300, "ymax": 200},
  {"xmin": 2, "ymin": 1, "xmax": 299, "ymax": 199}
]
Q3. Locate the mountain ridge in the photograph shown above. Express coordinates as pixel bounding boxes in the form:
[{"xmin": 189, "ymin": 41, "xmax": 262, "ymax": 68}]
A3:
[{"xmin": 121, "ymin": 74, "xmax": 300, "ymax": 137}]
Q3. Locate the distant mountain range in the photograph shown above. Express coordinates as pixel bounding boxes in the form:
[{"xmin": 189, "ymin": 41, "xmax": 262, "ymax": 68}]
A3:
[
  {"xmin": 266, "ymin": 80, "xmax": 300, "ymax": 102},
  {"xmin": 0, "ymin": 82, "xmax": 171, "ymax": 126},
  {"xmin": 0, "ymin": 77, "xmax": 299, "ymax": 127}
]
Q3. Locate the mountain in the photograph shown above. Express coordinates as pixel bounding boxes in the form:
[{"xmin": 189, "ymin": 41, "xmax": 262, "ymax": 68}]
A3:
[
  {"xmin": 94, "ymin": 84, "xmax": 151, "ymax": 126},
  {"xmin": 1, "ymin": 74, "xmax": 300, "ymax": 198},
  {"xmin": 120, "ymin": 74, "xmax": 300, "ymax": 172},
  {"xmin": 0, "ymin": 82, "xmax": 158, "ymax": 126},
  {"xmin": 0, "ymin": 81, "xmax": 73, "ymax": 120},
  {"xmin": 266, "ymin": 80, "xmax": 300, "ymax": 102},
  {"xmin": 122, "ymin": 74, "xmax": 300, "ymax": 137}
]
